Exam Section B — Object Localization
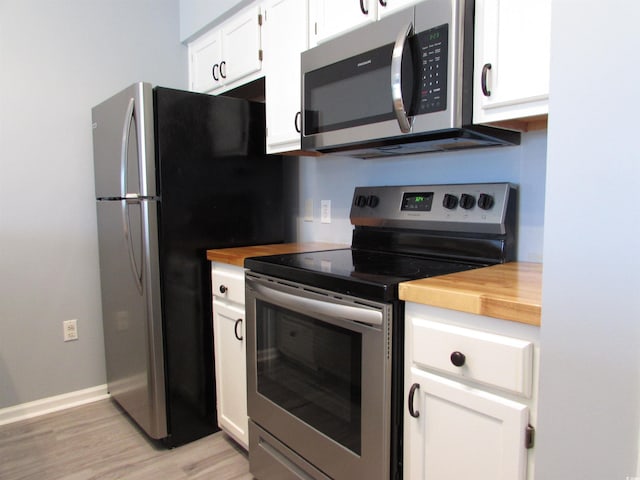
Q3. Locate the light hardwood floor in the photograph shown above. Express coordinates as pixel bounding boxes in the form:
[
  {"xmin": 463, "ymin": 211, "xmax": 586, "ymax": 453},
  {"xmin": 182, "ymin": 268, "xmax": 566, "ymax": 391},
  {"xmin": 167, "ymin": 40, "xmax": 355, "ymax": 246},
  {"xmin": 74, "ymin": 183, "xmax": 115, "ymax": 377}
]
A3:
[{"xmin": 0, "ymin": 399, "xmax": 253, "ymax": 480}]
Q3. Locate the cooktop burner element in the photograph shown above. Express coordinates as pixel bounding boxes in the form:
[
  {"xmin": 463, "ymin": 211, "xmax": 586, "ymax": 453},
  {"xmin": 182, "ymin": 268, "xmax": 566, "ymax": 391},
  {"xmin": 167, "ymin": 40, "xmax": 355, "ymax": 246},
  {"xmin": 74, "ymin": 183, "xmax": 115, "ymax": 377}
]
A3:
[{"xmin": 245, "ymin": 183, "xmax": 517, "ymax": 302}]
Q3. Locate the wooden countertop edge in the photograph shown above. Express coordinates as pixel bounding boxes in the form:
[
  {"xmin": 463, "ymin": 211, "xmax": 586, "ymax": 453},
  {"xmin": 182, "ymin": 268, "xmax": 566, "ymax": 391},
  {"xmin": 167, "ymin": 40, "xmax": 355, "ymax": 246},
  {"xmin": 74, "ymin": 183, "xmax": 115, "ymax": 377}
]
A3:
[
  {"xmin": 399, "ymin": 262, "xmax": 542, "ymax": 326},
  {"xmin": 206, "ymin": 242, "xmax": 349, "ymax": 267}
]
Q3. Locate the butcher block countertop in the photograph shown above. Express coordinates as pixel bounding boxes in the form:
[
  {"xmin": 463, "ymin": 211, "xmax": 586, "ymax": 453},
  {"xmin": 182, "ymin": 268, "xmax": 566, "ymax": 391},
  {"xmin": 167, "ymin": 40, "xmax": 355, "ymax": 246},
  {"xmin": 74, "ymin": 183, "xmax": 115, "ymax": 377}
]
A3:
[
  {"xmin": 399, "ymin": 262, "xmax": 542, "ymax": 326},
  {"xmin": 206, "ymin": 242, "xmax": 348, "ymax": 267}
]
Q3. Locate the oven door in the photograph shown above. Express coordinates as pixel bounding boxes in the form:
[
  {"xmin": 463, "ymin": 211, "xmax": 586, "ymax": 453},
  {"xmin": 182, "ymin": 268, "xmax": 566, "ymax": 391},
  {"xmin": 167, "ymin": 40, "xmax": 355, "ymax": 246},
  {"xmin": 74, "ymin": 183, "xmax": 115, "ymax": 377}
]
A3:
[{"xmin": 246, "ymin": 273, "xmax": 393, "ymax": 480}]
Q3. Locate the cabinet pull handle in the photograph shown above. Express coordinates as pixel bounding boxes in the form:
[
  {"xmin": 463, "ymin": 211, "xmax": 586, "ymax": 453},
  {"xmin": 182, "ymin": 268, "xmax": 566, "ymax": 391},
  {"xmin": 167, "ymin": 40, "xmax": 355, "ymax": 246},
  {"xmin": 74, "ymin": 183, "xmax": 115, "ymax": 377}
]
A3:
[
  {"xmin": 481, "ymin": 63, "xmax": 492, "ymax": 96},
  {"xmin": 408, "ymin": 383, "xmax": 420, "ymax": 418},
  {"xmin": 450, "ymin": 351, "xmax": 466, "ymax": 367},
  {"xmin": 379, "ymin": 0, "xmax": 387, "ymax": 5},
  {"xmin": 212, "ymin": 63, "xmax": 219, "ymax": 81},
  {"xmin": 360, "ymin": 0, "xmax": 369, "ymax": 15},
  {"xmin": 219, "ymin": 285, "xmax": 227, "ymax": 294},
  {"xmin": 234, "ymin": 318, "xmax": 243, "ymax": 341},
  {"xmin": 294, "ymin": 111, "xmax": 301, "ymax": 133},
  {"xmin": 220, "ymin": 60, "xmax": 227, "ymax": 79}
]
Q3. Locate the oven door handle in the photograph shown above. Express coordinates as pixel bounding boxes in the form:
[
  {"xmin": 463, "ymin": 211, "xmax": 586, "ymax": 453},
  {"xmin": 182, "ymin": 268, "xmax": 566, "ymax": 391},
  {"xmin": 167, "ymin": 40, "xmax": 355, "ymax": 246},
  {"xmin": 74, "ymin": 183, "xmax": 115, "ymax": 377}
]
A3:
[{"xmin": 249, "ymin": 281, "xmax": 383, "ymax": 327}]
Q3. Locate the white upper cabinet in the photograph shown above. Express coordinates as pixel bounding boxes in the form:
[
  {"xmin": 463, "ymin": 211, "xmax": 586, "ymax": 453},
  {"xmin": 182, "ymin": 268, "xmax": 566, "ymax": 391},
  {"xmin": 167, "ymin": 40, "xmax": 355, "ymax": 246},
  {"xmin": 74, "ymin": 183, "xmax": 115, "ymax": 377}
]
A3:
[
  {"xmin": 377, "ymin": 0, "xmax": 423, "ymax": 18},
  {"xmin": 310, "ymin": 0, "xmax": 377, "ymax": 44},
  {"xmin": 263, "ymin": 0, "xmax": 309, "ymax": 153},
  {"xmin": 188, "ymin": 4, "xmax": 263, "ymax": 94},
  {"xmin": 310, "ymin": 0, "xmax": 423, "ymax": 45},
  {"xmin": 189, "ymin": 29, "xmax": 223, "ymax": 93},
  {"xmin": 473, "ymin": 0, "xmax": 551, "ymax": 124}
]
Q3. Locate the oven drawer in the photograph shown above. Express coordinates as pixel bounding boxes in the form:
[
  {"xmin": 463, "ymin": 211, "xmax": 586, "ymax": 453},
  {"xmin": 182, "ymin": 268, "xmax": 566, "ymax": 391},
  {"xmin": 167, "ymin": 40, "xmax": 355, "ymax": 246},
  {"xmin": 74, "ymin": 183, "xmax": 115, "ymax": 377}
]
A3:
[
  {"xmin": 410, "ymin": 318, "xmax": 533, "ymax": 397},
  {"xmin": 212, "ymin": 263, "xmax": 245, "ymax": 304}
]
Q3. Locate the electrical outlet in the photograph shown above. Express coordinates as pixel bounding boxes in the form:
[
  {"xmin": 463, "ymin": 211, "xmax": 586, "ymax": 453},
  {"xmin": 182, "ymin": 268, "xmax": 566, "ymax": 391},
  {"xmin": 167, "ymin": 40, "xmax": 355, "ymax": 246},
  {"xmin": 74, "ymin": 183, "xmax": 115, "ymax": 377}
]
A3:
[
  {"xmin": 63, "ymin": 319, "xmax": 78, "ymax": 342},
  {"xmin": 321, "ymin": 200, "xmax": 331, "ymax": 224}
]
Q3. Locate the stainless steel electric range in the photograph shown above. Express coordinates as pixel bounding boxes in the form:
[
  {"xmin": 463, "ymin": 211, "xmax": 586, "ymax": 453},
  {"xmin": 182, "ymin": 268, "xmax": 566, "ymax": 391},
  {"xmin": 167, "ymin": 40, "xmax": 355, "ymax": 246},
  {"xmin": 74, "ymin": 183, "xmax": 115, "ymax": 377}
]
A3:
[{"xmin": 244, "ymin": 183, "xmax": 517, "ymax": 480}]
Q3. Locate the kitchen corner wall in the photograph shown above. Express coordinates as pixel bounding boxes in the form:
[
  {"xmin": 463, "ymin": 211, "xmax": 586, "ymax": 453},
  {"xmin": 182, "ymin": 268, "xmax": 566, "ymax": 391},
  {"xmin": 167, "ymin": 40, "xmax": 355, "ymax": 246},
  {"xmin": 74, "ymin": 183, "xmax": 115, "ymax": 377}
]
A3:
[
  {"xmin": 293, "ymin": 130, "xmax": 547, "ymax": 262},
  {"xmin": 0, "ymin": 0, "xmax": 186, "ymax": 409}
]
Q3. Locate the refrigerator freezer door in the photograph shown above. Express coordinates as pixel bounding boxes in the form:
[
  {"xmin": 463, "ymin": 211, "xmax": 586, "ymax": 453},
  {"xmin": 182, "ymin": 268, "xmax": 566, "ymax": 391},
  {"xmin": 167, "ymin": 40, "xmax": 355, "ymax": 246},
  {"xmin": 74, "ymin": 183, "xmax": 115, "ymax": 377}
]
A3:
[
  {"xmin": 95, "ymin": 197, "xmax": 166, "ymax": 439},
  {"xmin": 92, "ymin": 82, "xmax": 156, "ymax": 199}
]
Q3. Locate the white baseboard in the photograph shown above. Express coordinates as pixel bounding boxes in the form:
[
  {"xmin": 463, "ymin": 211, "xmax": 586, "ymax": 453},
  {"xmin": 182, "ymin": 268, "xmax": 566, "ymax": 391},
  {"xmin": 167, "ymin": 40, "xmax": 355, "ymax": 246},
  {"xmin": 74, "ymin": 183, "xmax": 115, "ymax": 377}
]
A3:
[{"xmin": 0, "ymin": 385, "xmax": 110, "ymax": 426}]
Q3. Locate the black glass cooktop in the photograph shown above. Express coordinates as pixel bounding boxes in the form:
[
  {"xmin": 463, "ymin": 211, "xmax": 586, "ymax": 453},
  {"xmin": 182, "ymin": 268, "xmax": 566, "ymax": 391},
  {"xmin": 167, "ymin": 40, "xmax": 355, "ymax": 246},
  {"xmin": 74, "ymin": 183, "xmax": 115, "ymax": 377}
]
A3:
[{"xmin": 244, "ymin": 248, "xmax": 483, "ymax": 302}]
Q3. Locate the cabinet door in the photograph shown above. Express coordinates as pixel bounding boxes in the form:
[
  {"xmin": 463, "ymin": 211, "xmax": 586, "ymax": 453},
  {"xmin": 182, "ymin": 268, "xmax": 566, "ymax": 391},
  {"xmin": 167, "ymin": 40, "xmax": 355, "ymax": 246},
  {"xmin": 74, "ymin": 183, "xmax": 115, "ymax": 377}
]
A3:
[
  {"xmin": 473, "ymin": 0, "xmax": 550, "ymax": 123},
  {"xmin": 377, "ymin": 0, "xmax": 421, "ymax": 18},
  {"xmin": 405, "ymin": 369, "xmax": 529, "ymax": 480},
  {"xmin": 222, "ymin": 5, "xmax": 263, "ymax": 87},
  {"xmin": 213, "ymin": 300, "xmax": 248, "ymax": 449},
  {"xmin": 189, "ymin": 28, "xmax": 224, "ymax": 93},
  {"xmin": 263, "ymin": 0, "xmax": 308, "ymax": 153},
  {"xmin": 311, "ymin": 0, "xmax": 376, "ymax": 44}
]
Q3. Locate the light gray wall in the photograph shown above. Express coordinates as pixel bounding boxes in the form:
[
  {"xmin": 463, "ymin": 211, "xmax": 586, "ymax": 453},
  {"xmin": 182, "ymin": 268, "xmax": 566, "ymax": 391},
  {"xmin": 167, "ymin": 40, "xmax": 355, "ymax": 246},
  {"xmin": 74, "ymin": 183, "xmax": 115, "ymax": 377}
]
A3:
[
  {"xmin": 293, "ymin": 130, "xmax": 547, "ymax": 263},
  {"xmin": 0, "ymin": 0, "xmax": 187, "ymax": 409},
  {"xmin": 536, "ymin": 0, "xmax": 640, "ymax": 477}
]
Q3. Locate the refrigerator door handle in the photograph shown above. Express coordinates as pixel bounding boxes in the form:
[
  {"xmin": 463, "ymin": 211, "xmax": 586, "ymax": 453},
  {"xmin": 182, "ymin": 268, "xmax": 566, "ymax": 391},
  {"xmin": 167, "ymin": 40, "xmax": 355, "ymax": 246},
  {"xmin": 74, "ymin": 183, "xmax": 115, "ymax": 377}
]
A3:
[
  {"xmin": 120, "ymin": 97, "xmax": 135, "ymax": 197},
  {"xmin": 122, "ymin": 197, "xmax": 144, "ymax": 294}
]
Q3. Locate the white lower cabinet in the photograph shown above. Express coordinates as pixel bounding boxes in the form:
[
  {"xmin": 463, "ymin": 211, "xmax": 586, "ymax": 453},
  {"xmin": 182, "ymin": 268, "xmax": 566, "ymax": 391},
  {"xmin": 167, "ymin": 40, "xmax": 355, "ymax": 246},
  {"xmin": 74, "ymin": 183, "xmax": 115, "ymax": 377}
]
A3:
[
  {"xmin": 404, "ymin": 303, "xmax": 538, "ymax": 480},
  {"xmin": 211, "ymin": 262, "xmax": 248, "ymax": 449}
]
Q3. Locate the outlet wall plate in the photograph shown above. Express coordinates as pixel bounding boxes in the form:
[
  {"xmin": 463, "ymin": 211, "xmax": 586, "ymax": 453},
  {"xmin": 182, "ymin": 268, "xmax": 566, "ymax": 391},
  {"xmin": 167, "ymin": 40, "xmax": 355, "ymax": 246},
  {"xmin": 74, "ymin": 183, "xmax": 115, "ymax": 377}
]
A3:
[{"xmin": 63, "ymin": 319, "xmax": 78, "ymax": 342}]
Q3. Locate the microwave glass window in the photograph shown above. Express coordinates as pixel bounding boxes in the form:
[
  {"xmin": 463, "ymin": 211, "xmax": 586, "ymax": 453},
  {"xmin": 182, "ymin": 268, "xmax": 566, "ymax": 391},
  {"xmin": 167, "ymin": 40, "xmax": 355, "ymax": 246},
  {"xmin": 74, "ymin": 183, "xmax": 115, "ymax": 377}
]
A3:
[
  {"xmin": 255, "ymin": 300, "xmax": 363, "ymax": 455},
  {"xmin": 304, "ymin": 38, "xmax": 422, "ymax": 136},
  {"xmin": 305, "ymin": 43, "xmax": 398, "ymax": 135}
]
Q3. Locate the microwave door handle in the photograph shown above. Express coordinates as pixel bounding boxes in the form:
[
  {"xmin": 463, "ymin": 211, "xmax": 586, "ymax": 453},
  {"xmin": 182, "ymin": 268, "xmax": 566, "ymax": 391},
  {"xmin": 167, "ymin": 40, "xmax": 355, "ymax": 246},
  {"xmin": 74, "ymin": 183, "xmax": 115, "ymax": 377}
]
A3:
[{"xmin": 391, "ymin": 22, "xmax": 414, "ymax": 133}]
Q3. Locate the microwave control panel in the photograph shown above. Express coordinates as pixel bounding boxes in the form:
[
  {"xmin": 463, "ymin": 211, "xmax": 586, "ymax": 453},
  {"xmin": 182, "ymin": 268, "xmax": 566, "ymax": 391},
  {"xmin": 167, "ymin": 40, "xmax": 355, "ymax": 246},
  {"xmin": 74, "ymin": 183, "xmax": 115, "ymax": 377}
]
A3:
[{"xmin": 414, "ymin": 24, "xmax": 449, "ymax": 115}]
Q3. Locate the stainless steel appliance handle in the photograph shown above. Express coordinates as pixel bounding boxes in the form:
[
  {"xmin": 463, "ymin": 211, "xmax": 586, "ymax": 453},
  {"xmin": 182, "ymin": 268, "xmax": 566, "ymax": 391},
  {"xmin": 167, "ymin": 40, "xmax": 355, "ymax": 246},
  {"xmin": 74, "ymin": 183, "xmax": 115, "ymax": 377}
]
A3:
[
  {"xmin": 391, "ymin": 22, "xmax": 414, "ymax": 133},
  {"xmin": 250, "ymin": 280, "xmax": 383, "ymax": 327},
  {"xmin": 120, "ymin": 97, "xmax": 135, "ymax": 197},
  {"xmin": 120, "ymin": 97, "xmax": 144, "ymax": 293},
  {"xmin": 122, "ymin": 198, "xmax": 143, "ymax": 294}
]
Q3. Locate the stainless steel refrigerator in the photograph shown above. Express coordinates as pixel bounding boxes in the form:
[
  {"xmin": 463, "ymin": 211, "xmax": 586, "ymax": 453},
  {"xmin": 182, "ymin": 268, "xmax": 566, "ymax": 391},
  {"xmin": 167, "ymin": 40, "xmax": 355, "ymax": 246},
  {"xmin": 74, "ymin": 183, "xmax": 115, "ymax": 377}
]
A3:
[{"xmin": 92, "ymin": 82, "xmax": 283, "ymax": 447}]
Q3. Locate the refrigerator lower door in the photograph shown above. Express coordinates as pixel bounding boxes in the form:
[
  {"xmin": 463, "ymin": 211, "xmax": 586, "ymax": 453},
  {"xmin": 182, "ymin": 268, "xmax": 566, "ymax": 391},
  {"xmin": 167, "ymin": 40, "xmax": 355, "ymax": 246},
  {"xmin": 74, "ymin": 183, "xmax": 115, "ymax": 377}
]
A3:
[{"xmin": 96, "ymin": 198, "xmax": 166, "ymax": 439}]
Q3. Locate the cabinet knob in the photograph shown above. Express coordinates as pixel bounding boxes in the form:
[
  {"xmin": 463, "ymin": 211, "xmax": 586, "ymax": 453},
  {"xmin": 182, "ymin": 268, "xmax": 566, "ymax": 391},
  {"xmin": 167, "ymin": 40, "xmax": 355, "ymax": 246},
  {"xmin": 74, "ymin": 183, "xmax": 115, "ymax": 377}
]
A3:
[
  {"xmin": 450, "ymin": 351, "xmax": 466, "ymax": 367},
  {"xmin": 219, "ymin": 285, "xmax": 227, "ymax": 294},
  {"xmin": 408, "ymin": 383, "xmax": 420, "ymax": 418},
  {"xmin": 220, "ymin": 60, "xmax": 227, "ymax": 79},
  {"xmin": 234, "ymin": 318, "xmax": 243, "ymax": 341},
  {"xmin": 212, "ymin": 63, "xmax": 220, "ymax": 81},
  {"xmin": 360, "ymin": 0, "xmax": 369, "ymax": 15}
]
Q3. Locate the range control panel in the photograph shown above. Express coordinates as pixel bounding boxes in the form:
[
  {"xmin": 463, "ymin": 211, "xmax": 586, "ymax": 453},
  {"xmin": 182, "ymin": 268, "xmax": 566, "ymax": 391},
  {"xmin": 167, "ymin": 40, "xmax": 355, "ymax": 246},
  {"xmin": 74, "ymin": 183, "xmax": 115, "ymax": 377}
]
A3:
[{"xmin": 350, "ymin": 183, "xmax": 516, "ymax": 235}]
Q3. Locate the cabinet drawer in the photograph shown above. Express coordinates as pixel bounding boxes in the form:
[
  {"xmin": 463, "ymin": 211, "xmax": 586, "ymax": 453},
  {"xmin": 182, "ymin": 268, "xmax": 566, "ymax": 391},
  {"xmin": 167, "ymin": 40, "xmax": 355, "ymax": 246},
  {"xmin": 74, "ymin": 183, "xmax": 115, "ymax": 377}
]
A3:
[
  {"xmin": 212, "ymin": 263, "xmax": 245, "ymax": 304},
  {"xmin": 410, "ymin": 318, "xmax": 533, "ymax": 397}
]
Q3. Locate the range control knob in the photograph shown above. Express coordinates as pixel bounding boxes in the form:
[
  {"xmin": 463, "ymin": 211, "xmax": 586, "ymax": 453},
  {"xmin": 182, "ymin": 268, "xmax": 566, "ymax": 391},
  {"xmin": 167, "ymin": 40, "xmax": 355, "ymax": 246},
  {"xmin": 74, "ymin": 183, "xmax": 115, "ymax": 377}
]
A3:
[
  {"xmin": 355, "ymin": 195, "xmax": 367, "ymax": 207},
  {"xmin": 367, "ymin": 195, "xmax": 379, "ymax": 208},
  {"xmin": 477, "ymin": 193, "xmax": 494, "ymax": 210},
  {"xmin": 442, "ymin": 193, "xmax": 458, "ymax": 209},
  {"xmin": 459, "ymin": 194, "xmax": 476, "ymax": 209}
]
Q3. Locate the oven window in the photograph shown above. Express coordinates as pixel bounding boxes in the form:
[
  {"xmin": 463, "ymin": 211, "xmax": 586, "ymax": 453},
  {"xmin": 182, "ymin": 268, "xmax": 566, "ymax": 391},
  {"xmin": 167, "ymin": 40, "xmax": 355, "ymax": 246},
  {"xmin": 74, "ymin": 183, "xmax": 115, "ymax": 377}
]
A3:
[{"xmin": 255, "ymin": 300, "xmax": 362, "ymax": 455}]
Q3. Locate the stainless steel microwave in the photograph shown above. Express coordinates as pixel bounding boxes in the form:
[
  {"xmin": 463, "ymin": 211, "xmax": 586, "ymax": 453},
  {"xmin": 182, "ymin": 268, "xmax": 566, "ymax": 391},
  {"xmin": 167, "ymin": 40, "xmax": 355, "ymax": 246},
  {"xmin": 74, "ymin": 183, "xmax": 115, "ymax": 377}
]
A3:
[{"xmin": 301, "ymin": 0, "xmax": 520, "ymax": 158}]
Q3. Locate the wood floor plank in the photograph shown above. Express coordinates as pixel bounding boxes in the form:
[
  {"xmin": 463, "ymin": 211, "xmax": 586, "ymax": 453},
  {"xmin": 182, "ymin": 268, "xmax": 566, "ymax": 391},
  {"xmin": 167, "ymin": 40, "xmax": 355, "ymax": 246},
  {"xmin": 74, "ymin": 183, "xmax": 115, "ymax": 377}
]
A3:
[{"xmin": 0, "ymin": 398, "xmax": 252, "ymax": 480}]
